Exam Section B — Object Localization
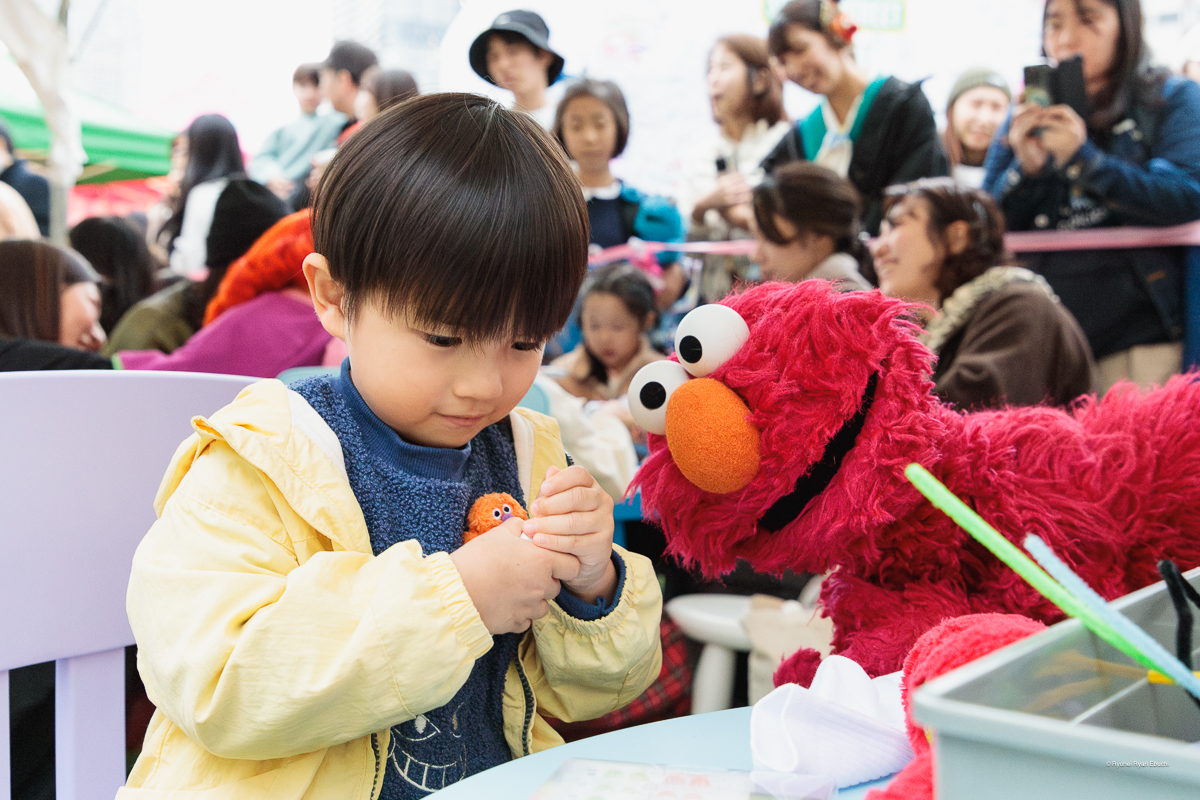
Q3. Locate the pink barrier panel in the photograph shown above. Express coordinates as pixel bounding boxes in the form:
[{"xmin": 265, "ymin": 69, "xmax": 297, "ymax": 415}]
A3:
[
  {"xmin": 590, "ymin": 239, "xmax": 757, "ymax": 267},
  {"xmin": 1005, "ymin": 221, "xmax": 1200, "ymax": 252},
  {"xmin": 593, "ymin": 222, "xmax": 1200, "ymax": 266}
]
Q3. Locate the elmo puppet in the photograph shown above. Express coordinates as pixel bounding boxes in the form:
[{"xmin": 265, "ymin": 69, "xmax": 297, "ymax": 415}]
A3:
[{"xmin": 630, "ymin": 282, "xmax": 1200, "ymax": 685}]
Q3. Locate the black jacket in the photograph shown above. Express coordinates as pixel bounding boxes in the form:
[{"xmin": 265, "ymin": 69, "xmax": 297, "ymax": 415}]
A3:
[
  {"xmin": 0, "ymin": 338, "xmax": 113, "ymax": 371},
  {"xmin": 0, "ymin": 159, "xmax": 50, "ymax": 237},
  {"xmin": 760, "ymin": 77, "xmax": 948, "ymax": 236}
]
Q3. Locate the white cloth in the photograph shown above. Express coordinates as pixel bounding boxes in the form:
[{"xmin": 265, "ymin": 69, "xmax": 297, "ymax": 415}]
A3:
[
  {"xmin": 751, "ymin": 656, "xmax": 914, "ymax": 788},
  {"xmin": 813, "ymin": 92, "xmax": 866, "ymax": 178},
  {"xmin": 953, "ymin": 163, "xmax": 987, "ymax": 189},
  {"xmin": 534, "ymin": 374, "xmax": 638, "ymax": 501},
  {"xmin": 168, "ymin": 178, "xmax": 228, "ymax": 275},
  {"xmin": 678, "ymin": 118, "xmax": 792, "ymax": 230},
  {"xmin": 581, "ymin": 181, "xmax": 622, "ymax": 201}
]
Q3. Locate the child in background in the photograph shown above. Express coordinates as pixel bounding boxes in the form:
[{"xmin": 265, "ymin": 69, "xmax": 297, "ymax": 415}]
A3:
[
  {"xmin": 121, "ymin": 94, "xmax": 662, "ymax": 799},
  {"xmin": 550, "ymin": 263, "xmax": 663, "ymax": 443},
  {"xmin": 750, "ymin": 162, "xmax": 871, "ymax": 289},
  {"xmin": 354, "ymin": 66, "xmax": 420, "ymax": 123},
  {"xmin": 553, "ymin": 78, "xmax": 686, "ymax": 310}
]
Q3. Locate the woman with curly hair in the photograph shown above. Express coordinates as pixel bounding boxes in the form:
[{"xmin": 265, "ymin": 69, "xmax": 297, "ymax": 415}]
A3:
[{"xmin": 870, "ymin": 179, "xmax": 1095, "ymax": 410}]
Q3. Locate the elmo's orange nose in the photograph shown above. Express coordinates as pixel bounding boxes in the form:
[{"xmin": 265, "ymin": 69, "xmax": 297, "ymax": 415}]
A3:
[{"xmin": 665, "ymin": 377, "xmax": 761, "ymax": 494}]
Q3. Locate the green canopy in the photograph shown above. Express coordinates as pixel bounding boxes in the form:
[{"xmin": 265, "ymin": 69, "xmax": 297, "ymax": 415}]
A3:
[{"xmin": 0, "ymin": 57, "xmax": 174, "ymax": 184}]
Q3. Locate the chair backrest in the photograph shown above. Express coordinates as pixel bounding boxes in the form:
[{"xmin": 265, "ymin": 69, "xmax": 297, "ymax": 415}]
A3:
[
  {"xmin": 517, "ymin": 381, "xmax": 552, "ymax": 415},
  {"xmin": 277, "ymin": 365, "xmax": 337, "ymax": 385},
  {"xmin": 0, "ymin": 370, "xmax": 257, "ymax": 800}
]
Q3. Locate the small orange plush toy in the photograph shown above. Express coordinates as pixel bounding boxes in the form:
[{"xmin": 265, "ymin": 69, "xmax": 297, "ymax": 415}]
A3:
[{"xmin": 464, "ymin": 493, "xmax": 528, "ymax": 543}]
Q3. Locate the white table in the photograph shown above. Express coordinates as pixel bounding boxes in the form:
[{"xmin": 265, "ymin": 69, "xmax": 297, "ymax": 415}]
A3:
[{"xmin": 431, "ymin": 707, "xmax": 892, "ymax": 797}]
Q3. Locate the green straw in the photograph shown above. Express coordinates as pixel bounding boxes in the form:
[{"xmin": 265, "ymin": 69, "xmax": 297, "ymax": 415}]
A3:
[{"xmin": 904, "ymin": 463, "xmax": 1166, "ymax": 674}]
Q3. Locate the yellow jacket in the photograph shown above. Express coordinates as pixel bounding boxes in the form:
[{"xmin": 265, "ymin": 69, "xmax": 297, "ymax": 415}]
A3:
[{"xmin": 121, "ymin": 379, "xmax": 662, "ymax": 799}]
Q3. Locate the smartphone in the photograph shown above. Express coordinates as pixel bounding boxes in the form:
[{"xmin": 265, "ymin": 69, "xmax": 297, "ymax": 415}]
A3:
[
  {"xmin": 1023, "ymin": 64, "xmax": 1055, "ymax": 107},
  {"xmin": 1023, "ymin": 56, "xmax": 1089, "ymax": 118},
  {"xmin": 1053, "ymin": 55, "xmax": 1089, "ymax": 119}
]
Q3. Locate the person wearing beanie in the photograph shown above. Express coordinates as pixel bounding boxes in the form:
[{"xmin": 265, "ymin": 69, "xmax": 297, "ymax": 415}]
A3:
[
  {"xmin": 104, "ymin": 179, "xmax": 287, "ymax": 356},
  {"xmin": 469, "ymin": 10, "xmax": 564, "ymax": 129},
  {"xmin": 943, "ymin": 67, "xmax": 1011, "ymax": 188}
]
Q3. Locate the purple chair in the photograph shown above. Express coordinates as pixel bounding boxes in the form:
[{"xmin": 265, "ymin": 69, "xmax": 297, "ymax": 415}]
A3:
[{"xmin": 0, "ymin": 371, "xmax": 257, "ymax": 800}]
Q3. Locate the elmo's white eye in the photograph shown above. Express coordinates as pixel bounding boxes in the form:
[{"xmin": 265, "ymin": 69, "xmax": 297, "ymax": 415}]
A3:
[
  {"xmin": 674, "ymin": 304, "xmax": 750, "ymax": 377},
  {"xmin": 628, "ymin": 361, "xmax": 691, "ymax": 435},
  {"xmin": 502, "ymin": 504, "xmax": 512, "ymax": 514},
  {"xmin": 492, "ymin": 508, "xmax": 502, "ymax": 520}
]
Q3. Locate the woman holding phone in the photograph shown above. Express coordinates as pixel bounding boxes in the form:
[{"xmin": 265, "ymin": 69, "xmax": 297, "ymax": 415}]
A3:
[{"xmin": 983, "ymin": 0, "xmax": 1200, "ymax": 392}]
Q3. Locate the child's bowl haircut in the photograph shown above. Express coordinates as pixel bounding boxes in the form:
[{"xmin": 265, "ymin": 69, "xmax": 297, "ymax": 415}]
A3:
[{"xmin": 312, "ymin": 92, "xmax": 589, "ymax": 343}]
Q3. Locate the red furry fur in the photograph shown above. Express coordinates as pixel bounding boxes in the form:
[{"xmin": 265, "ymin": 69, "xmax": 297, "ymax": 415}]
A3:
[
  {"xmin": 634, "ymin": 282, "xmax": 1200, "ymax": 680},
  {"xmin": 203, "ymin": 210, "xmax": 313, "ymax": 326},
  {"xmin": 863, "ymin": 614, "xmax": 1046, "ymax": 800}
]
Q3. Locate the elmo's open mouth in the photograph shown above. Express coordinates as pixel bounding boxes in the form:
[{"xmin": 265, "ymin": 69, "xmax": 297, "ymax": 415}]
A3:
[{"xmin": 757, "ymin": 372, "xmax": 879, "ymax": 532}]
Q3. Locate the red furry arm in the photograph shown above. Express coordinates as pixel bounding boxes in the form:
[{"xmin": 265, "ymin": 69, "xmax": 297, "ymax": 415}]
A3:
[{"xmin": 821, "ymin": 574, "xmax": 974, "ymax": 678}]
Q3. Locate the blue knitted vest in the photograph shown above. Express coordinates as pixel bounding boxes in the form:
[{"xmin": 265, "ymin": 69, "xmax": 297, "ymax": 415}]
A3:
[{"xmin": 293, "ymin": 366, "xmax": 522, "ymax": 797}]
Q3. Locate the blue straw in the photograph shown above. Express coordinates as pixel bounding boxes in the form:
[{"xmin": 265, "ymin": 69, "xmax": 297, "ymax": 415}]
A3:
[{"xmin": 1024, "ymin": 534, "xmax": 1200, "ymax": 701}]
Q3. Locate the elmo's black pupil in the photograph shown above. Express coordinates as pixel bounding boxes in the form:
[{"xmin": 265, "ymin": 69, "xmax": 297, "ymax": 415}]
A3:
[
  {"xmin": 679, "ymin": 336, "xmax": 703, "ymax": 364},
  {"xmin": 640, "ymin": 382, "xmax": 667, "ymax": 410}
]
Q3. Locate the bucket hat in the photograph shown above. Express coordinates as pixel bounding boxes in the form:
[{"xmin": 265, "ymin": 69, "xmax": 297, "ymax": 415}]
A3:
[{"xmin": 469, "ymin": 10, "xmax": 565, "ymax": 86}]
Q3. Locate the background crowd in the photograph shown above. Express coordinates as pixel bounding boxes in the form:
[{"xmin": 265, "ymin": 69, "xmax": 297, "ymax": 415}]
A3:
[
  {"xmin": 4, "ymin": 0, "xmax": 1200, "ymax": 789},
  {"xmin": 5, "ymin": 0, "xmax": 1196, "ymax": 404}
]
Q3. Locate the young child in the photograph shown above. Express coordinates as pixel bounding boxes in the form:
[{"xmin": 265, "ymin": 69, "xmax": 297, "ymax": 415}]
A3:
[
  {"xmin": 553, "ymin": 78, "xmax": 685, "ymax": 310},
  {"xmin": 549, "ymin": 264, "xmax": 663, "ymax": 445},
  {"xmin": 750, "ymin": 162, "xmax": 871, "ymax": 289},
  {"xmin": 122, "ymin": 93, "xmax": 663, "ymax": 799}
]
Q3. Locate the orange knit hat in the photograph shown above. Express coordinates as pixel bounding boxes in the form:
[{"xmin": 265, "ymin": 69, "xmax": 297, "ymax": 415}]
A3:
[{"xmin": 203, "ymin": 209, "xmax": 314, "ymax": 326}]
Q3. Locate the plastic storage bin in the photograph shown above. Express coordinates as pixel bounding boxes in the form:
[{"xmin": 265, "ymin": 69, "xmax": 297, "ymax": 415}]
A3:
[{"xmin": 913, "ymin": 567, "xmax": 1200, "ymax": 799}]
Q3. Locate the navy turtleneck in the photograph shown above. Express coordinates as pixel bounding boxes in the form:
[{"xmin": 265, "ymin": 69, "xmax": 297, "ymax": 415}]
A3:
[{"xmin": 331, "ymin": 359, "xmax": 472, "ymax": 482}]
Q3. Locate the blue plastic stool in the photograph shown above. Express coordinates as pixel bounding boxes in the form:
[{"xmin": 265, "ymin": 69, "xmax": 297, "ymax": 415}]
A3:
[{"xmin": 612, "ymin": 493, "xmax": 642, "ymax": 549}]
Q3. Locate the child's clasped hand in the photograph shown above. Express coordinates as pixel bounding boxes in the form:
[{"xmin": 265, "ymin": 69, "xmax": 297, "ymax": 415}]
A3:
[
  {"xmin": 523, "ymin": 465, "xmax": 618, "ymax": 604},
  {"xmin": 451, "ymin": 465, "xmax": 616, "ymax": 635}
]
